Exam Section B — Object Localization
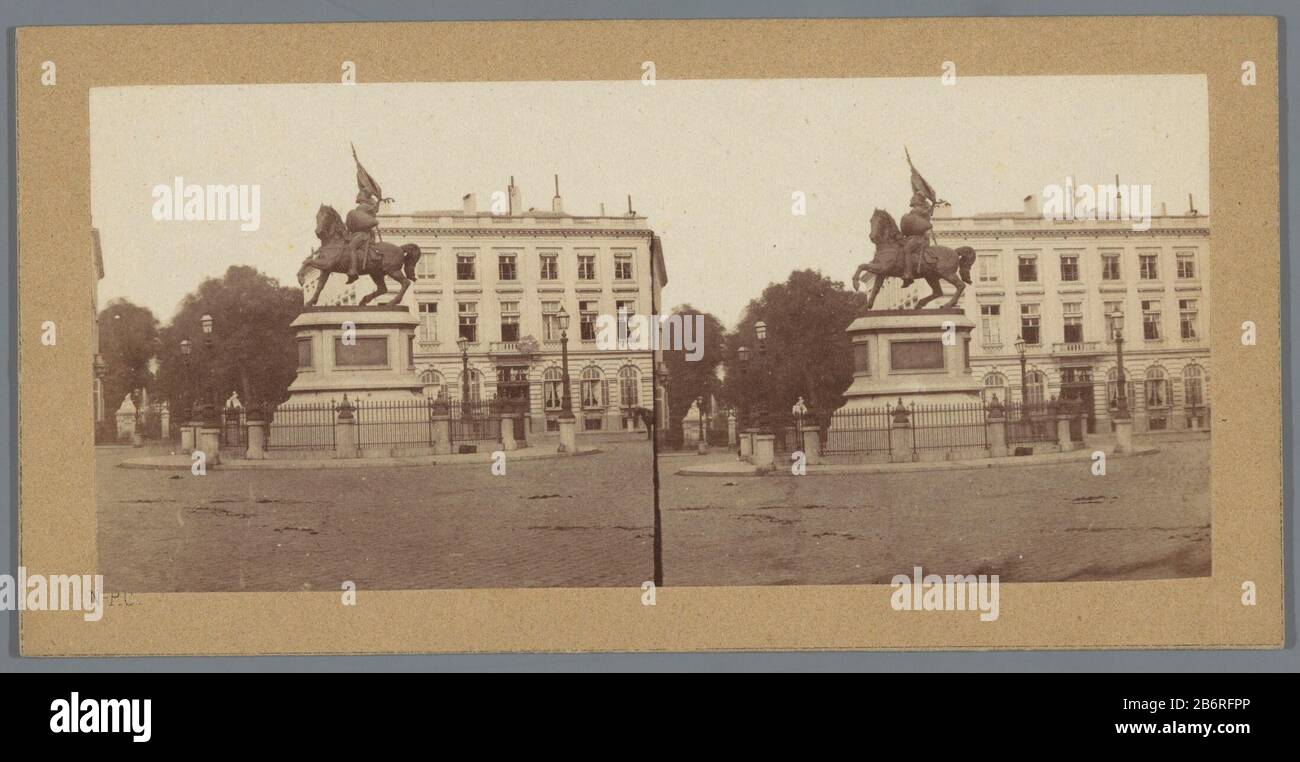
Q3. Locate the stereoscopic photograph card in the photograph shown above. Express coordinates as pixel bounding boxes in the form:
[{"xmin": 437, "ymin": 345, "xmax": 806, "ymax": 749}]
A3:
[{"xmin": 14, "ymin": 17, "xmax": 1281, "ymax": 653}]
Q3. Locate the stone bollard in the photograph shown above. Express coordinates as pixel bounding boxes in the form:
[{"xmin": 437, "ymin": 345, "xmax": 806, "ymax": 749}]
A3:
[
  {"xmin": 752, "ymin": 433, "xmax": 775, "ymax": 471},
  {"xmin": 727, "ymin": 413, "xmax": 737, "ymax": 446},
  {"xmin": 889, "ymin": 401, "xmax": 914, "ymax": 463},
  {"xmin": 180, "ymin": 420, "xmax": 196, "ymax": 453},
  {"xmin": 1056, "ymin": 413, "xmax": 1075, "ymax": 452},
  {"xmin": 1113, "ymin": 416, "xmax": 1134, "ymax": 454},
  {"xmin": 501, "ymin": 413, "xmax": 518, "ymax": 451},
  {"xmin": 334, "ymin": 397, "xmax": 358, "ymax": 459},
  {"xmin": 801, "ymin": 427, "xmax": 822, "ymax": 466},
  {"xmin": 159, "ymin": 404, "xmax": 171, "ymax": 442},
  {"xmin": 987, "ymin": 418, "xmax": 1008, "ymax": 459},
  {"xmin": 557, "ymin": 414, "xmax": 577, "ymax": 454},
  {"xmin": 739, "ymin": 430, "xmax": 753, "ymax": 461},
  {"xmin": 246, "ymin": 405, "xmax": 267, "ymax": 460}
]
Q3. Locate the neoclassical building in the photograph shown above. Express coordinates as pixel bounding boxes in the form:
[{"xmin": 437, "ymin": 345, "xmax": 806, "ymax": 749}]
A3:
[
  {"xmin": 876, "ymin": 195, "xmax": 1211, "ymax": 434},
  {"xmin": 314, "ymin": 179, "xmax": 667, "ymax": 437}
]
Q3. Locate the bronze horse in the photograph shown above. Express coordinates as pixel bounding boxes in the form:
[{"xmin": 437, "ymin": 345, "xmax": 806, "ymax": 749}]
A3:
[
  {"xmin": 297, "ymin": 205, "xmax": 422, "ymax": 307},
  {"xmin": 850, "ymin": 209, "xmax": 976, "ymax": 310}
]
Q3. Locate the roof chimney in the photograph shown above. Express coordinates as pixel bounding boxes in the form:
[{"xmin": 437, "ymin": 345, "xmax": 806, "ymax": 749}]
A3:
[
  {"xmin": 627, "ymin": 194, "xmax": 635, "ymax": 217},
  {"xmin": 1023, "ymin": 193, "xmax": 1038, "ymax": 217},
  {"xmin": 1187, "ymin": 193, "xmax": 1198, "ymax": 216},
  {"xmin": 462, "ymin": 193, "xmax": 477, "ymax": 215},
  {"xmin": 508, "ymin": 176, "xmax": 521, "ymax": 216},
  {"xmin": 552, "ymin": 174, "xmax": 563, "ymax": 213}
]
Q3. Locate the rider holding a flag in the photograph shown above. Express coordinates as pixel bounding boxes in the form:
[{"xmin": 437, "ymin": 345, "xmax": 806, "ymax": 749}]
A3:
[
  {"xmin": 899, "ymin": 148, "xmax": 941, "ymax": 288},
  {"xmin": 345, "ymin": 144, "xmax": 390, "ymax": 284}
]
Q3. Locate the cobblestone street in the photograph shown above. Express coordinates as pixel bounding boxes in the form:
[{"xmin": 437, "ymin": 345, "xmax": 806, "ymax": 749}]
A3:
[
  {"xmin": 660, "ymin": 439, "xmax": 1211, "ymax": 586},
  {"xmin": 97, "ymin": 439, "xmax": 655, "ymax": 591}
]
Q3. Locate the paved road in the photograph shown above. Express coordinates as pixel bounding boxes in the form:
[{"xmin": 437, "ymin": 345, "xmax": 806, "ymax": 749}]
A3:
[
  {"xmin": 659, "ymin": 440, "xmax": 1211, "ymax": 585},
  {"xmin": 97, "ymin": 440, "xmax": 655, "ymax": 592}
]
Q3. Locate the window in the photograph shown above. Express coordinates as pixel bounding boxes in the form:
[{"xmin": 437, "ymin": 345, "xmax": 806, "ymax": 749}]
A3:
[
  {"xmin": 616, "ymin": 299, "xmax": 636, "ymax": 347},
  {"xmin": 1104, "ymin": 301, "xmax": 1124, "ymax": 341},
  {"xmin": 458, "ymin": 302, "xmax": 478, "ymax": 342},
  {"xmin": 456, "ymin": 253, "xmax": 476, "ymax": 280},
  {"xmin": 1142, "ymin": 300, "xmax": 1161, "ymax": 340},
  {"xmin": 1107, "ymin": 367, "xmax": 1135, "ymax": 412},
  {"xmin": 1101, "ymin": 252, "xmax": 1121, "ymax": 280},
  {"xmin": 1139, "ymin": 253, "xmax": 1159, "ymax": 280},
  {"xmin": 1059, "ymin": 254, "xmax": 1079, "ymax": 282},
  {"xmin": 579, "ymin": 300, "xmax": 598, "ymax": 341},
  {"xmin": 543, "ymin": 367, "xmax": 564, "ymax": 411},
  {"xmin": 498, "ymin": 254, "xmax": 518, "ymax": 281},
  {"xmin": 419, "ymin": 369, "xmax": 446, "ymax": 400},
  {"xmin": 456, "ymin": 368, "xmax": 483, "ymax": 404},
  {"xmin": 539, "ymin": 253, "xmax": 558, "ymax": 280},
  {"xmin": 415, "ymin": 250, "xmax": 437, "ymax": 281},
  {"xmin": 1024, "ymin": 370, "xmax": 1047, "ymax": 404},
  {"xmin": 1062, "ymin": 302, "xmax": 1083, "ymax": 343},
  {"xmin": 1176, "ymin": 252, "xmax": 1196, "ymax": 279},
  {"xmin": 980, "ymin": 304, "xmax": 1001, "ymax": 345},
  {"xmin": 580, "ymin": 366, "xmax": 606, "ymax": 409},
  {"xmin": 499, "ymin": 301, "xmax": 520, "ymax": 342},
  {"xmin": 1020, "ymin": 304, "xmax": 1041, "ymax": 345},
  {"xmin": 578, "ymin": 253, "xmax": 596, "ymax": 280},
  {"xmin": 614, "ymin": 253, "xmax": 634, "ymax": 280},
  {"xmin": 618, "ymin": 366, "xmax": 640, "ymax": 407},
  {"xmin": 542, "ymin": 301, "xmax": 562, "ymax": 341},
  {"xmin": 977, "ymin": 254, "xmax": 999, "ymax": 283},
  {"xmin": 1144, "ymin": 367, "xmax": 1170, "ymax": 408},
  {"xmin": 1179, "ymin": 299, "xmax": 1199, "ymax": 340},
  {"xmin": 982, "ymin": 371, "xmax": 1008, "ymax": 405},
  {"xmin": 417, "ymin": 302, "xmax": 438, "ymax": 342},
  {"xmin": 1183, "ymin": 365, "xmax": 1205, "ymax": 407},
  {"xmin": 1017, "ymin": 254, "xmax": 1038, "ymax": 282}
]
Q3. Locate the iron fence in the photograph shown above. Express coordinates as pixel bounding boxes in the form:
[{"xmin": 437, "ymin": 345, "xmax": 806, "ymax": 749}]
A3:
[
  {"xmin": 220, "ymin": 406, "xmax": 248, "ymax": 452},
  {"xmin": 449, "ymin": 399, "xmax": 503, "ymax": 446},
  {"xmin": 819, "ymin": 407, "xmax": 893, "ymax": 456},
  {"xmin": 908, "ymin": 402, "xmax": 989, "ymax": 451},
  {"xmin": 267, "ymin": 402, "xmax": 336, "ymax": 451},
  {"xmin": 1005, "ymin": 401, "xmax": 1058, "ymax": 445},
  {"xmin": 355, "ymin": 398, "xmax": 438, "ymax": 449}
]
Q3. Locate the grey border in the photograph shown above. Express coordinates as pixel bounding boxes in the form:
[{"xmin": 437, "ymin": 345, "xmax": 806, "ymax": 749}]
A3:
[{"xmin": 1, "ymin": 0, "xmax": 1293, "ymax": 672}]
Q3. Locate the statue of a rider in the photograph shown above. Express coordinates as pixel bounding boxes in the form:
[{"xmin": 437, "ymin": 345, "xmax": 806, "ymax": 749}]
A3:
[
  {"xmin": 344, "ymin": 143, "xmax": 391, "ymax": 284},
  {"xmin": 898, "ymin": 148, "xmax": 940, "ymax": 287}
]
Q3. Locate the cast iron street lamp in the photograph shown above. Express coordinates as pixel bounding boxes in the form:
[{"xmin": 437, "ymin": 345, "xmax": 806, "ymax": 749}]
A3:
[
  {"xmin": 737, "ymin": 345, "xmax": 750, "ymax": 430},
  {"xmin": 457, "ymin": 335, "xmax": 471, "ymax": 412},
  {"xmin": 696, "ymin": 395, "xmax": 707, "ymax": 455},
  {"xmin": 1110, "ymin": 308, "xmax": 1130, "ymax": 419},
  {"xmin": 557, "ymin": 305, "xmax": 574, "ymax": 421},
  {"xmin": 200, "ymin": 314, "xmax": 218, "ymax": 426},
  {"xmin": 754, "ymin": 321, "xmax": 769, "ymax": 431},
  {"xmin": 1014, "ymin": 334, "xmax": 1028, "ymax": 407}
]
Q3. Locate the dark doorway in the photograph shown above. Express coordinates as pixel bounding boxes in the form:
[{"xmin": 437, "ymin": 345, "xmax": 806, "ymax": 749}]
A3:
[
  {"xmin": 496, "ymin": 366, "xmax": 531, "ymax": 437},
  {"xmin": 1059, "ymin": 366, "xmax": 1095, "ymax": 441}
]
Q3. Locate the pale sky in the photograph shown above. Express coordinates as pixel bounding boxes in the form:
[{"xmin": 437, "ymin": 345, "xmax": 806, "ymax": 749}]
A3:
[{"xmin": 91, "ymin": 77, "xmax": 1208, "ymax": 327}]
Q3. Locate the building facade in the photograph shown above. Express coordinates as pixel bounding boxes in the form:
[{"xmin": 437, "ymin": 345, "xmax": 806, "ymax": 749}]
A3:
[
  {"xmin": 315, "ymin": 180, "xmax": 667, "ymax": 437},
  {"xmin": 876, "ymin": 197, "xmax": 1211, "ymax": 434}
]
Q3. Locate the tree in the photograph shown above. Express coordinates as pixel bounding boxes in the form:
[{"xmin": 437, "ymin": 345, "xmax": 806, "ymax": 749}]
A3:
[
  {"xmin": 97, "ymin": 298, "xmax": 160, "ymax": 417},
  {"xmin": 721, "ymin": 269, "xmax": 867, "ymax": 422},
  {"xmin": 660, "ymin": 304, "xmax": 727, "ymax": 447},
  {"xmin": 155, "ymin": 266, "xmax": 304, "ymax": 416}
]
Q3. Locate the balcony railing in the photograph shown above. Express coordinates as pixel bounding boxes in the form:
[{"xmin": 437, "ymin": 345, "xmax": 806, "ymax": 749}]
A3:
[{"xmin": 1051, "ymin": 341, "xmax": 1102, "ymax": 355}]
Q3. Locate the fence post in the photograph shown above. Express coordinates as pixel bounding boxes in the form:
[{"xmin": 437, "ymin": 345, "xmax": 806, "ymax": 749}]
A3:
[
  {"xmin": 727, "ymin": 412, "xmax": 737, "ymax": 446},
  {"xmin": 246, "ymin": 402, "xmax": 268, "ymax": 460},
  {"xmin": 1056, "ymin": 402, "xmax": 1075, "ymax": 452},
  {"xmin": 889, "ymin": 400, "xmax": 914, "ymax": 463},
  {"xmin": 181, "ymin": 406, "xmax": 198, "ymax": 453},
  {"xmin": 739, "ymin": 430, "xmax": 753, "ymax": 461},
  {"xmin": 430, "ymin": 400, "xmax": 451, "ymax": 455},
  {"xmin": 501, "ymin": 412, "xmax": 518, "ymax": 451},
  {"xmin": 800, "ymin": 415, "xmax": 822, "ymax": 466},
  {"xmin": 986, "ymin": 395, "xmax": 1008, "ymax": 458},
  {"xmin": 335, "ymin": 396, "xmax": 359, "ymax": 459},
  {"xmin": 752, "ymin": 432, "xmax": 775, "ymax": 471},
  {"xmin": 197, "ymin": 405, "xmax": 222, "ymax": 465}
]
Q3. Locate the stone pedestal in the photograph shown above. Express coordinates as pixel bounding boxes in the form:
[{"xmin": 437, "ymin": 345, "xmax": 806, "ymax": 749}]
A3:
[
  {"xmin": 801, "ymin": 429, "xmax": 822, "ymax": 465},
  {"xmin": 334, "ymin": 400, "xmax": 358, "ymax": 459},
  {"xmin": 739, "ymin": 430, "xmax": 754, "ymax": 460},
  {"xmin": 889, "ymin": 420, "xmax": 914, "ymax": 463},
  {"xmin": 987, "ymin": 413, "xmax": 1008, "ymax": 458},
  {"xmin": 180, "ymin": 422, "xmax": 196, "ymax": 453},
  {"xmin": 430, "ymin": 412, "xmax": 451, "ymax": 454},
  {"xmin": 501, "ymin": 414, "xmax": 518, "ymax": 451},
  {"xmin": 838, "ymin": 308, "xmax": 982, "ymax": 409},
  {"xmin": 246, "ymin": 418, "xmax": 268, "ymax": 460},
  {"xmin": 752, "ymin": 433, "xmax": 775, "ymax": 471},
  {"xmin": 1113, "ymin": 416, "xmax": 1134, "ymax": 453},
  {"xmin": 1056, "ymin": 414, "xmax": 1075, "ymax": 452},
  {"xmin": 727, "ymin": 413, "xmax": 737, "ymax": 445},
  {"xmin": 285, "ymin": 305, "xmax": 424, "ymax": 405},
  {"xmin": 197, "ymin": 426, "xmax": 221, "ymax": 465},
  {"xmin": 557, "ymin": 415, "xmax": 577, "ymax": 453}
]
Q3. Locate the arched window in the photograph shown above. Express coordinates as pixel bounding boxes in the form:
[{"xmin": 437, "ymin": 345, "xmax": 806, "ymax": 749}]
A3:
[
  {"xmin": 1024, "ymin": 370, "xmax": 1047, "ymax": 405},
  {"xmin": 1182, "ymin": 365, "xmax": 1205, "ymax": 407},
  {"xmin": 1144, "ymin": 366, "xmax": 1170, "ymax": 408},
  {"xmin": 981, "ymin": 371, "xmax": 1008, "ymax": 405},
  {"xmin": 419, "ymin": 369, "xmax": 447, "ymax": 400},
  {"xmin": 543, "ymin": 367, "xmax": 563, "ymax": 411},
  {"xmin": 618, "ymin": 366, "xmax": 640, "ymax": 408},
  {"xmin": 580, "ymin": 366, "xmax": 606, "ymax": 409},
  {"xmin": 1106, "ymin": 367, "xmax": 1136, "ymax": 411},
  {"xmin": 456, "ymin": 368, "xmax": 483, "ymax": 404}
]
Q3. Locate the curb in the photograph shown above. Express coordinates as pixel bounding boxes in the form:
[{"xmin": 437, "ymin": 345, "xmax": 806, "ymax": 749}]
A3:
[
  {"xmin": 674, "ymin": 446, "xmax": 1159, "ymax": 477},
  {"xmin": 118, "ymin": 447, "xmax": 603, "ymax": 471}
]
